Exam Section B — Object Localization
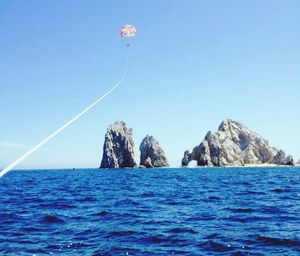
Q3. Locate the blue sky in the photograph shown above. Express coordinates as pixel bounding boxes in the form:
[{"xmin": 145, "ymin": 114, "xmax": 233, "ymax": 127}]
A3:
[{"xmin": 0, "ymin": 0, "xmax": 299, "ymax": 168}]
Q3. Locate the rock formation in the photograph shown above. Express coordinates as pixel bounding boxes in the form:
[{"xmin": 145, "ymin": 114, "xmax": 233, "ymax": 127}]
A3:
[
  {"xmin": 285, "ymin": 155, "xmax": 294, "ymax": 166},
  {"xmin": 140, "ymin": 135, "xmax": 169, "ymax": 168},
  {"xmin": 182, "ymin": 118, "xmax": 293, "ymax": 167},
  {"xmin": 100, "ymin": 121, "xmax": 137, "ymax": 168},
  {"xmin": 181, "ymin": 150, "xmax": 191, "ymax": 166},
  {"xmin": 273, "ymin": 151, "xmax": 294, "ymax": 166},
  {"xmin": 273, "ymin": 150, "xmax": 286, "ymax": 165}
]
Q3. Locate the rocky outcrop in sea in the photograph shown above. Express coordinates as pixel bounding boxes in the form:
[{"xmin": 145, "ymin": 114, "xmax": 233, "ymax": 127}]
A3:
[
  {"xmin": 182, "ymin": 118, "xmax": 294, "ymax": 167},
  {"xmin": 100, "ymin": 121, "xmax": 137, "ymax": 168},
  {"xmin": 140, "ymin": 135, "xmax": 169, "ymax": 168},
  {"xmin": 273, "ymin": 151, "xmax": 294, "ymax": 165}
]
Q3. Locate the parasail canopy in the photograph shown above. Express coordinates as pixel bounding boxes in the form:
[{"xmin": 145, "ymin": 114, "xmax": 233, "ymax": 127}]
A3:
[{"xmin": 120, "ymin": 25, "xmax": 136, "ymax": 38}]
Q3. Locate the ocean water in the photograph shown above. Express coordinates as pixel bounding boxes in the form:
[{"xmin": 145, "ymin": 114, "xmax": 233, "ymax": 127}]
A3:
[{"xmin": 0, "ymin": 167, "xmax": 300, "ymax": 256}]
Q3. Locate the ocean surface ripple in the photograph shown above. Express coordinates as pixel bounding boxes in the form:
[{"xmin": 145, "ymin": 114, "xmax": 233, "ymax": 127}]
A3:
[{"xmin": 1, "ymin": 167, "xmax": 300, "ymax": 255}]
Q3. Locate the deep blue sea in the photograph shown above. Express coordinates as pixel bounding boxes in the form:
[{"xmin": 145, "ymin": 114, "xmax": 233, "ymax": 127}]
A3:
[{"xmin": 1, "ymin": 167, "xmax": 300, "ymax": 256}]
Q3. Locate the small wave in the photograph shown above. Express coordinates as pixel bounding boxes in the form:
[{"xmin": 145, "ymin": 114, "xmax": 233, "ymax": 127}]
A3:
[
  {"xmin": 42, "ymin": 214, "xmax": 64, "ymax": 223},
  {"xmin": 104, "ymin": 247, "xmax": 141, "ymax": 255},
  {"xmin": 92, "ymin": 210, "xmax": 109, "ymax": 216},
  {"xmin": 138, "ymin": 235, "xmax": 170, "ymax": 244},
  {"xmin": 141, "ymin": 192, "xmax": 155, "ymax": 198},
  {"xmin": 256, "ymin": 235, "xmax": 300, "ymax": 247},
  {"xmin": 104, "ymin": 230, "xmax": 140, "ymax": 238},
  {"xmin": 208, "ymin": 196, "xmax": 221, "ymax": 200},
  {"xmin": 168, "ymin": 227, "xmax": 198, "ymax": 234},
  {"xmin": 22, "ymin": 227, "xmax": 44, "ymax": 232},
  {"xmin": 45, "ymin": 244, "xmax": 60, "ymax": 249},
  {"xmin": 198, "ymin": 241, "xmax": 234, "ymax": 252},
  {"xmin": 167, "ymin": 249, "xmax": 190, "ymax": 255},
  {"xmin": 166, "ymin": 200, "xmax": 179, "ymax": 205},
  {"xmin": 118, "ymin": 212, "xmax": 141, "ymax": 219},
  {"xmin": 240, "ymin": 181, "xmax": 252, "ymax": 186},
  {"xmin": 205, "ymin": 233, "xmax": 220, "ymax": 239},
  {"xmin": 261, "ymin": 206, "xmax": 287, "ymax": 214},
  {"xmin": 40, "ymin": 202, "xmax": 76, "ymax": 209},
  {"xmin": 230, "ymin": 215, "xmax": 276, "ymax": 223},
  {"xmin": 0, "ymin": 213, "xmax": 21, "ymax": 224},
  {"xmin": 78, "ymin": 196, "xmax": 98, "ymax": 203},
  {"xmin": 271, "ymin": 188, "xmax": 289, "ymax": 193},
  {"xmin": 0, "ymin": 213, "xmax": 18, "ymax": 219},
  {"xmin": 225, "ymin": 207, "xmax": 255, "ymax": 213},
  {"xmin": 238, "ymin": 190, "xmax": 266, "ymax": 195},
  {"xmin": 114, "ymin": 199, "xmax": 140, "ymax": 207},
  {"xmin": 224, "ymin": 216, "xmax": 247, "ymax": 223},
  {"xmin": 18, "ymin": 239, "xmax": 37, "ymax": 245},
  {"xmin": 25, "ymin": 178, "xmax": 36, "ymax": 183},
  {"xmin": 77, "ymin": 228, "xmax": 95, "ymax": 236},
  {"xmin": 180, "ymin": 194, "xmax": 191, "ymax": 199},
  {"xmin": 187, "ymin": 214, "xmax": 216, "ymax": 221},
  {"xmin": 141, "ymin": 219, "xmax": 173, "ymax": 226}
]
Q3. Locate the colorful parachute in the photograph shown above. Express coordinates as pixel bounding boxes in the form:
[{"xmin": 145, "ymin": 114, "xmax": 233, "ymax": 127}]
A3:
[{"xmin": 120, "ymin": 25, "xmax": 136, "ymax": 38}]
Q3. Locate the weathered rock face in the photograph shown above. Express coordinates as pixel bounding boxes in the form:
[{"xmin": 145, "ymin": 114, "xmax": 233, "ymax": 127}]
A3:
[
  {"xmin": 273, "ymin": 150, "xmax": 286, "ymax": 165},
  {"xmin": 100, "ymin": 121, "xmax": 137, "ymax": 168},
  {"xmin": 285, "ymin": 155, "xmax": 294, "ymax": 166},
  {"xmin": 181, "ymin": 150, "xmax": 191, "ymax": 166},
  {"xmin": 140, "ymin": 135, "xmax": 169, "ymax": 168},
  {"xmin": 143, "ymin": 157, "xmax": 154, "ymax": 168},
  {"xmin": 182, "ymin": 119, "xmax": 293, "ymax": 167}
]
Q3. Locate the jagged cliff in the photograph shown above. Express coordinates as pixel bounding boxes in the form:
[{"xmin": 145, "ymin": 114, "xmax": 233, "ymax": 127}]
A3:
[
  {"xmin": 100, "ymin": 121, "xmax": 137, "ymax": 168},
  {"xmin": 182, "ymin": 119, "xmax": 294, "ymax": 167},
  {"xmin": 140, "ymin": 135, "xmax": 169, "ymax": 168}
]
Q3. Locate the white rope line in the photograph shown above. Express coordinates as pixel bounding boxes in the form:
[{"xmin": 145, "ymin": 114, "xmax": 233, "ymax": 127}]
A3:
[{"xmin": 0, "ymin": 54, "xmax": 129, "ymax": 177}]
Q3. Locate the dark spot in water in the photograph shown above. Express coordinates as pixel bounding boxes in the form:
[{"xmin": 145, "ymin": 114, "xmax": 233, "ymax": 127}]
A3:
[
  {"xmin": 42, "ymin": 214, "xmax": 64, "ymax": 223},
  {"xmin": 208, "ymin": 195, "xmax": 221, "ymax": 200},
  {"xmin": 225, "ymin": 207, "xmax": 255, "ymax": 213},
  {"xmin": 46, "ymin": 244, "xmax": 60, "ymax": 249},
  {"xmin": 271, "ymin": 188, "xmax": 289, "ymax": 193},
  {"xmin": 25, "ymin": 178, "xmax": 36, "ymax": 183}
]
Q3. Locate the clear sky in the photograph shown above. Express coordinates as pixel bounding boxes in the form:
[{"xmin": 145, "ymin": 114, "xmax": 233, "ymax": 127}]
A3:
[{"xmin": 0, "ymin": 0, "xmax": 299, "ymax": 169}]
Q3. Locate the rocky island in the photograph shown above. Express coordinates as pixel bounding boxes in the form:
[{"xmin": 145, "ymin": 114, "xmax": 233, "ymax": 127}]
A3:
[
  {"xmin": 139, "ymin": 135, "xmax": 169, "ymax": 168},
  {"xmin": 182, "ymin": 119, "xmax": 294, "ymax": 167},
  {"xmin": 100, "ymin": 121, "xmax": 169, "ymax": 168},
  {"xmin": 100, "ymin": 121, "xmax": 137, "ymax": 168},
  {"xmin": 99, "ymin": 119, "xmax": 295, "ymax": 168}
]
